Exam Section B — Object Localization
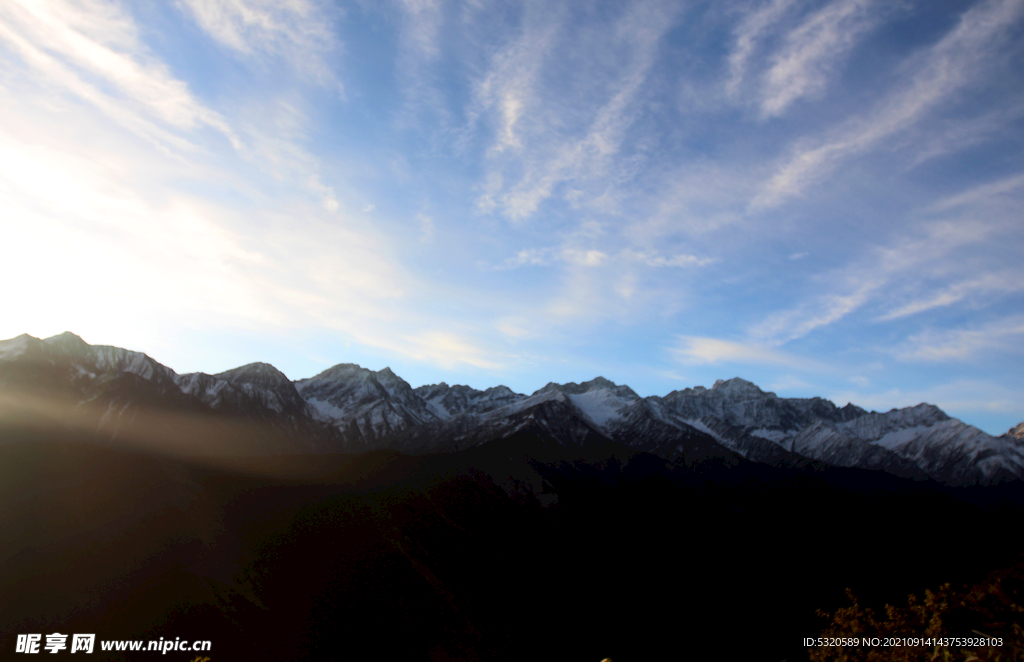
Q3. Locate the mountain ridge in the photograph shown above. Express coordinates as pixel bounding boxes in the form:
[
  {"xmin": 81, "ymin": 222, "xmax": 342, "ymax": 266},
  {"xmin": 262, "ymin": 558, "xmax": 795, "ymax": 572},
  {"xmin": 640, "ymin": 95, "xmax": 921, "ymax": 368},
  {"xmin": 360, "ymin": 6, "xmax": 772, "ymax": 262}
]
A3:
[{"xmin": 2, "ymin": 331, "xmax": 1022, "ymax": 485}]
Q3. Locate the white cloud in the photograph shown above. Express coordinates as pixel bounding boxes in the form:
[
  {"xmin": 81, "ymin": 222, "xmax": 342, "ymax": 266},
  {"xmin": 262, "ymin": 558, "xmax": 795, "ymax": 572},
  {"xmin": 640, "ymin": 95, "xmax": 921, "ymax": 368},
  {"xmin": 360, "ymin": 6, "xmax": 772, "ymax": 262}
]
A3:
[
  {"xmin": 476, "ymin": 0, "xmax": 679, "ymax": 222},
  {"xmin": 497, "ymin": 247, "xmax": 558, "ymax": 269},
  {"xmin": 398, "ymin": 0, "xmax": 443, "ymax": 60},
  {"xmin": 760, "ymin": 0, "xmax": 882, "ymax": 117},
  {"xmin": 562, "ymin": 248, "xmax": 608, "ymax": 267},
  {"xmin": 0, "ymin": 0, "xmax": 238, "ymax": 150},
  {"xmin": 383, "ymin": 330, "xmax": 505, "ymax": 371},
  {"xmin": 727, "ymin": 0, "xmax": 887, "ymax": 116},
  {"xmin": 498, "ymin": 246, "xmax": 712, "ymax": 271},
  {"xmin": 877, "ymin": 270, "xmax": 1024, "ymax": 321},
  {"xmin": 624, "ymin": 250, "xmax": 715, "ymax": 267},
  {"xmin": 750, "ymin": 291, "xmax": 870, "ymax": 345},
  {"xmin": 726, "ymin": 0, "xmax": 801, "ymax": 98},
  {"xmin": 497, "ymin": 246, "xmax": 608, "ymax": 269},
  {"xmin": 470, "ymin": 6, "xmax": 560, "ymax": 155},
  {"xmin": 0, "ymin": 1, "xmax": 346, "ymax": 216},
  {"xmin": 908, "ymin": 102, "xmax": 1024, "ymax": 168},
  {"xmin": 177, "ymin": 0, "xmax": 340, "ymax": 88},
  {"xmin": 897, "ymin": 316, "xmax": 1024, "ymax": 362},
  {"xmin": 627, "ymin": 161, "xmax": 753, "ymax": 244},
  {"xmin": 495, "ymin": 317, "xmax": 537, "ymax": 340},
  {"xmin": 232, "ymin": 97, "xmax": 345, "ymax": 213},
  {"xmin": 749, "ymin": 219, "xmax": 1000, "ymax": 344},
  {"xmin": 754, "ymin": 0, "xmax": 1024, "ymax": 207},
  {"xmin": 928, "ymin": 170, "xmax": 1024, "ymax": 213},
  {"xmin": 669, "ymin": 336, "xmax": 819, "ymax": 369}
]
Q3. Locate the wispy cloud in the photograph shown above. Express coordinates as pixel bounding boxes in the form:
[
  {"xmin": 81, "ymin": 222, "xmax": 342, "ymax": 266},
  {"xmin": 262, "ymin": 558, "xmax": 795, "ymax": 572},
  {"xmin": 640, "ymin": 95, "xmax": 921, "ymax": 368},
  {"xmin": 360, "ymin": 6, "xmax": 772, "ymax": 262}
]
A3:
[
  {"xmin": 495, "ymin": 317, "xmax": 538, "ymax": 340},
  {"xmin": 908, "ymin": 102, "xmax": 1024, "ymax": 168},
  {"xmin": 0, "ymin": 0, "xmax": 348, "ymax": 215},
  {"xmin": 469, "ymin": 2, "xmax": 561, "ymax": 156},
  {"xmin": 231, "ymin": 97, "xmax": 345, "ymax": 211},
  {"xmin": 726, "ymin": 0, "xmax": 801, "ymax": 99},
  {"xmin": 177, "ymin": 0, "xmax": 340, "ymax": 89},
  {"xmin": 477, "ymin": 0, "xmax": 680, "ymax": 222},
  {"xmin": 928, "ymin": 170, "xmax": 1024, "ymax": 212},
  {"xmin": 759, "ymin": 0, "xmax": 882, "ymax": 117},
  {"xmin": 897, "ymin": 316, "xmax": 1024, "ymax": 362},
  {"xmin": 497, "ymin": 246, "xmax": 713, "ymax": 270},
  {"xmin": 497, "ymin": 246, "xmax": 607, "ymax": 269},
  {"xmin": 0, "ymin": 0, "xmax": 238, "ymax": 151},
  {"xmin": 626, "ymin": 161, "xmax": 753, "ymax": 244},
  {"xmin": 755, "ymin": 0, "xmax": 1024, "ymax": 207},
  {"xmin": 397, "ymin": 0, "xmax": 443, "ymax": 60},
  {"xmin": 749, "ymin": 219, "xmax": 1000, "ymax": 344},
  {"xmin": 670, "ymin": 336, "xmax": 820, "ymax": 369},
  {"xmin": 622, "ymin": 250, "xmax": 716, "ymax": 267},
  {"xmin": 368, "ymin": 329, "xmax": 505, "ymax": 371},
  {"xmin": 877, "ymin": 270, "xmax": 1024, "ymax": 320},
  {"xmin": 390, "ymin": 0, "xmax": 452, "ymax": 133}
]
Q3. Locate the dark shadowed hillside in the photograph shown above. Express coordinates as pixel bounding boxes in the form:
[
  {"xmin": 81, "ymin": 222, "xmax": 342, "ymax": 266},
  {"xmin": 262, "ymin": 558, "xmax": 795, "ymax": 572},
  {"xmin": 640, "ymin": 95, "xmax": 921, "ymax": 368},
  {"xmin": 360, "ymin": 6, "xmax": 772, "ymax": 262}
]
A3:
[{"xmin": 2, "ymin": 419, "xmax": 1022, "ymax": 661}]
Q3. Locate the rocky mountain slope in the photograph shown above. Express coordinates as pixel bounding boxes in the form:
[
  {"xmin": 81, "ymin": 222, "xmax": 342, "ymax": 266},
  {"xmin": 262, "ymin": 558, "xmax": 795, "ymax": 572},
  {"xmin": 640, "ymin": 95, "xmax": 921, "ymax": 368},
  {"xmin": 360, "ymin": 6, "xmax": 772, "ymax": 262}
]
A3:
[{"xmin": 2, "ymin": 332, "xmax": 1022, "ymax": 485}]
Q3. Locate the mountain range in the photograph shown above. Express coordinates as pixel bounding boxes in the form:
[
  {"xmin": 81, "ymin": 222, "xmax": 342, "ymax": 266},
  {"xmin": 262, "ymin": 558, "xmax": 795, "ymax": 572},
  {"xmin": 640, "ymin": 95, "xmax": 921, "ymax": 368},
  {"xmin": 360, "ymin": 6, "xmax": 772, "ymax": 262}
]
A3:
[
  {"xmin": 4, "ymin": 331, "xmax": 1024, "ymax": 661},
  {"xmin": 2, "ymin": 331, "xmax": 1022, "ymax": 486}
]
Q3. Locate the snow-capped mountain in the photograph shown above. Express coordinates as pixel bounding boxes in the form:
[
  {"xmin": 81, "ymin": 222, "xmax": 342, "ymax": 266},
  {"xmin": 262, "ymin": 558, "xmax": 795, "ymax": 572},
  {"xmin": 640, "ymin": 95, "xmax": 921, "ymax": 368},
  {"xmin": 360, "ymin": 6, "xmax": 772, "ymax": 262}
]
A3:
[
  {"xmin": 295, "ymin": 364, "xmax": 442, "ymax": 449},
  {"xmin": 414, "ymin": 382, "xmax": 524, "ymax": 419},
  {"xmin": 2, "ymin": 332, "xmax": 1022, "ymax": 484},
  {"xmin": 649, "ymin": 379, "xmax": 1024, "ymax": 483},
  {"xmin": 0, "ymin": 332, "xmax": 340, "ymax": 452},
  {"xmin": 177, "ymin": 362, "xmax": 312, "ymax": 419}
]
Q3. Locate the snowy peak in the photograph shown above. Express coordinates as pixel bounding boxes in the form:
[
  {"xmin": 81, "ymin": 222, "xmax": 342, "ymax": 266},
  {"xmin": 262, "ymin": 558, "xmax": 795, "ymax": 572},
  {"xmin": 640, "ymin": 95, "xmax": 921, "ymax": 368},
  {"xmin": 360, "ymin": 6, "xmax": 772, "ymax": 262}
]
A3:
[
  {"xmin": 525, "ymin": 377, "xmax": 640, "ymax": 431},
  {"xmin": 42, "ymin": 331, "xmax": 91, "ymax": 357},
  {"xmin": 26, "ymin": 332, "xmax": 179, "ymax": 387},
  {"xmin": 710, "ymin": 377, "xmax": 765, "ymax": 398},
  {"xmin": 211, "ymin": 362, "xmax": 309, "ymax": 416},
  {"xmin": 295, "ymin": 362, "xmax": 437, "ymax": 443},
  {"xmin": 373, "ymin": 367, "xmax": 417, "ymax": 398},
  {"xmin": 662, "ymin": 379, "xmax": 863, "ymax": 433},
  {"xmin": 534, "ymin": 376, "xmax": 639, "ymax": 399},
  {"xmin": 216, "ymin": 362, "xmax": 292, "ymax": 389},
  {"xmin": 2, "ymin": 330, "xmax": 1021, "ymax": 484},
  {"xmin": 309, "ymin": 363, "xmax": 372, "ymax": 381},
  {"xmin": 839, "ymin": 403, "xmax": 949, "ymax": 441},
  {"xmin": 305, "ymin": 363, "xmax": 414, "ymax": 397},
  {"xmin": 413, "ymin": 382, "xmax": 525, "ymax": 419}
]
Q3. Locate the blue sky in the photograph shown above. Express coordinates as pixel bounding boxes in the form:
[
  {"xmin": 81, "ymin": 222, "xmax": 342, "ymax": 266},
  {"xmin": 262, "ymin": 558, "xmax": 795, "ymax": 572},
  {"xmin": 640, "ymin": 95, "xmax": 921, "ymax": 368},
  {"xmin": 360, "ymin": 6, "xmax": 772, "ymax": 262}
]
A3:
[{"xmin": 1, "ymin": 0, "xmax": 1023, "ymax": 435}]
